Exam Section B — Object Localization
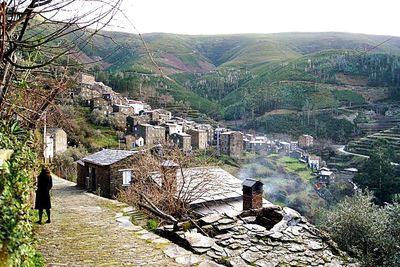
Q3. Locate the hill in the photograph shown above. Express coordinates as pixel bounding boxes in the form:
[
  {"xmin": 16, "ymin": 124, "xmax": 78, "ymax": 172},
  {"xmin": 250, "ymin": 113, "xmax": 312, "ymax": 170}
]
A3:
[{"xmin": 75, "ymin": 31, "xmax": 400, "ymax": 137}]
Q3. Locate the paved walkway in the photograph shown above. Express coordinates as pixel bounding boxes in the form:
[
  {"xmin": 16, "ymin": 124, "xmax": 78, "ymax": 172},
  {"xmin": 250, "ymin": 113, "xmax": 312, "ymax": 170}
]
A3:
[{"xmin": 35, "ymin": 177, "xmax": 184, "ymax": 266}]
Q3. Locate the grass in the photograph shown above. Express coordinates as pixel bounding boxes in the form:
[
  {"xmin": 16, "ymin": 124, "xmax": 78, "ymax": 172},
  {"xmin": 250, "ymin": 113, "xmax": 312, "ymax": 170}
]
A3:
[{"xmin": 277, "ymin": 156, "xmax": 313, "ymax": 182}]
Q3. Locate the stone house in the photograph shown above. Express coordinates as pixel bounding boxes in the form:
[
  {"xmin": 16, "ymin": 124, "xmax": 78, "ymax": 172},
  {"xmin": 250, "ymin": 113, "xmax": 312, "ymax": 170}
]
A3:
[
  {"xmin": 102, "ymin": 93, "xmax": 113, "ymax": 102},
  {"xmin": 163, "ymin": 123, "xmax": 184, "ymax": 137},
  {"xmin": 123, "ymin": 135, "xmax": 144, "ymax": 149},
  {"xmin": 91, "ymin": 97, "xmax": 111, "ymax": 111},
  {"xmin": 112, "ymin": 104, "xmax": 134, "ymax": 116},
  {"xmin": 219, "ymin": 131, "xmax": 243, "ymax": 158},
  {"xmin": 318, "ymin": 167, "xmax": 335, "ymax": 185},
  {"xmin": 196, "ymin": 124, "xmax": 214, "ymax": 145},
  {"xmin": 77, "ymin": 73, "xmax": 96, "ymax": 87},
  {"xmin": 214, "ymin": 127, "xmax": 229, "ymax": 146},
  {"xmin": 133, "ymin": 123, "xmax": 166, "ymax": 145},
  {"xmin": 74, "ymin": 87, "xmax": 100, "ymax": 101},
  {"xmin": 151, "ymin": 166, "xmax": 269, "ymax": 216},
  {"xmin": 126, "ymin": 115, "xmax": 150, "ymax": 133},
  {"xmin": 44, "ymin": 128, "xmax": 67, "ymax": 160},
  {"xmin": 290, "ymin": 141, "xmax": 298, "ymax": 151},
  {"xmin": 298, "ymin": 134, "xmax": 314, "ymax": 149},
  {"xmin": 127, "ymin": 99, "xmax": 149, "ymax": 115},
  {"xmin": 111, "ymin": 112, "xmax": 128, "ymax": 130},
  {"xmin": 279, "ymin": 141, "xmax": 291, "ymax": 154},
  {"xmin": 308, "ymin": 155, "xmax": 321, "ymax": 170},
  {"xmin": 187, "ymin": 129, "xmax": 208, "ymax": 150},
  {"xmin": 77, "ymin": 149, "xmax": 137, "ymax": 198},
  {"xmin": 144, "ymin": 109, "xmax": 172, "ymax": 125},
  {"xmin": 170, "ymin": 132, "xmax": 192, "ymax": 152}
]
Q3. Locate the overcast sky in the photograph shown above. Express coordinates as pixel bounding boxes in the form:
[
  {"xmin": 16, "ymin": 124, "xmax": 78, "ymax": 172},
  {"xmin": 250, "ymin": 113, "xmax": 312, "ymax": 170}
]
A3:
[{"xmin": 107, "ymin": 0, "xmax": 400, "ymax": 36}]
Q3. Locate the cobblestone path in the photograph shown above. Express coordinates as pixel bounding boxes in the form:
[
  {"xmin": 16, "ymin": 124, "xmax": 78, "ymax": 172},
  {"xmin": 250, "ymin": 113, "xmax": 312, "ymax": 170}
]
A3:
[{"xmin": 35, "ymin": 177, "xmax": 183, "ymax": 266}]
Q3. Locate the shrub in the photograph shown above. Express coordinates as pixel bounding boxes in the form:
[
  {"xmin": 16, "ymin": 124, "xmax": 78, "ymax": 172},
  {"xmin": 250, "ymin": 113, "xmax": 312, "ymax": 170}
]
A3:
[
  {"xmin": 146, "ymin": 219, "xmax": 159, "ymax": 232},
  {"xmin": 0, "ymin": 121, "xmax": 43, "ymax": 266},
  {"xmin": 52, "ymin": 145, "xmax": 89, "ymax": 182},
  {"xmin": 318, "ymin": 192, "xmax": 400, "ymax": 266}
]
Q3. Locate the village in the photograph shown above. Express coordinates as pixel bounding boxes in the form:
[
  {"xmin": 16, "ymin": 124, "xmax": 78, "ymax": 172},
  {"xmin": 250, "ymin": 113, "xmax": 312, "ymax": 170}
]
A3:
[
  {"xmin": 36, "ymin": 73, "xmax": 359, "ymax": 266},
  {"xmin": 42, "ymin": 73, "xmax": 359, "ymax": 196}
]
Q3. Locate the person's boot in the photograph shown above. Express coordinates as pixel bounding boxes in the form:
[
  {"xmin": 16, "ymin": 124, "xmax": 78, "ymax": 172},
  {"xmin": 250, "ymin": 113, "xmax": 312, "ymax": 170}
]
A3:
[
  {"xmin": 36, "ymin": 210, "xmax": 43, "ymax": 224},
  {"xmin": 45, "ymin": 209, "xmax": 51, "ymax": 223}
]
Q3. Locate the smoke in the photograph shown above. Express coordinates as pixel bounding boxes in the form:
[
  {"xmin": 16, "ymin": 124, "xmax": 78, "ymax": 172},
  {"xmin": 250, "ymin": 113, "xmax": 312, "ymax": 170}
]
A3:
[{"xmin": 237, "ymin": 154, "xmax": 307, "ymax": 204}]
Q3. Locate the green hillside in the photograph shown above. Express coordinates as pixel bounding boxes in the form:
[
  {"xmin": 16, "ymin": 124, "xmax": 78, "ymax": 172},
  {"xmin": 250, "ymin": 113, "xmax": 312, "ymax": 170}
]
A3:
[{"xmin": 76, "ymin": 31, "xmax": 400, "ymax": 137}]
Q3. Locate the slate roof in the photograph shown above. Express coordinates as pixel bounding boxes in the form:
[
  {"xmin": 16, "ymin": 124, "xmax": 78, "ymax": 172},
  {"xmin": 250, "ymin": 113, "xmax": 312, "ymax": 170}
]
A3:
[
  {"xmin": 151, "ymin": 167, "xmax": 243, "ymax": 205},
  {"xmin": 82, "ymin": 149, "xmax": 137, "ymax": 166},
  {"xmin": 242, "ymin": 178, "xmax": 263, "ymax": 188}
]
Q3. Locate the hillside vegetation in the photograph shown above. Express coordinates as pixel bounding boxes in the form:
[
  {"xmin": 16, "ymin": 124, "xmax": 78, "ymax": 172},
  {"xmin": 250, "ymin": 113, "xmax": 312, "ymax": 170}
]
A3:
[{"xmin": 76, "ymin": 31, "xmax": 400, "ymax": 137}]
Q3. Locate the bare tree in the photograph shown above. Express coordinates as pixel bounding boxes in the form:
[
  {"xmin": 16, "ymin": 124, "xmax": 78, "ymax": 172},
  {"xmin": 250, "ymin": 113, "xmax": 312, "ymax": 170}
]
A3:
[
  {"xmin": 0, "ymin": 0, "xmax": 122, "ymax": 128},
  {"xmin": 118, "ymin": 143, "xmax": 217, "ymax": 224}
]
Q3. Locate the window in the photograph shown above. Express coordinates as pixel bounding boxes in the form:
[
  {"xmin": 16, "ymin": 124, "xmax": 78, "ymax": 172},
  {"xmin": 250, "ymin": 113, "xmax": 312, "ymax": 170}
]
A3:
[{"xmin": 122, "ymin": 170, "xmax": 132, "ymax": 186}]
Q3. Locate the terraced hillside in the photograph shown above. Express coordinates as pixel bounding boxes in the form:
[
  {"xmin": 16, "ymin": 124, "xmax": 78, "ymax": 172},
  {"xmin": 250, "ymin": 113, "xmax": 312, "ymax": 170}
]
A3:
[
  {"xmin": 346, "ymin": 126, "xmax": 400, "ymax": 160},
  {"xmin": 70, "ymin": 31, "xmax": 400, "ymax": 138}
]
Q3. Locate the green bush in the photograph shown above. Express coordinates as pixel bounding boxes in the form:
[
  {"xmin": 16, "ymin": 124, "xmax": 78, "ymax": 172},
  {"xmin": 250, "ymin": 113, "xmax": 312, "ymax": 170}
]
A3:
[
  {"xmin": 318, "ymin": 192, "xmax": 400, "ymax": 266},
  {"xmin": 146, "ymin": 219, "xmax": 159, "ymax": 232},
  {"xmin": 0, "ymin": 121, "xmax": 43, "ymax": 266},
  {"xmin": 52, "ymin": 145, "xmax": 89, "ymax": 182}
]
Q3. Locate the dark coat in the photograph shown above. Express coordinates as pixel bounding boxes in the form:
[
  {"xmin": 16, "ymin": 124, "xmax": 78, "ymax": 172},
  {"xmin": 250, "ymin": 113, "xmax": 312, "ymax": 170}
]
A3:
[{"xmin": 35, "ymin": 171, "xmax": 53, "ymax": 209}]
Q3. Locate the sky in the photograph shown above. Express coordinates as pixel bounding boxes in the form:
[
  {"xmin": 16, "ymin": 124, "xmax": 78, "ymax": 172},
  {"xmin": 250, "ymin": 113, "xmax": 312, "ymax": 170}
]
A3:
[{"xmin": 107, "ymin": 0, "xmax": 400, "ymax": 36}]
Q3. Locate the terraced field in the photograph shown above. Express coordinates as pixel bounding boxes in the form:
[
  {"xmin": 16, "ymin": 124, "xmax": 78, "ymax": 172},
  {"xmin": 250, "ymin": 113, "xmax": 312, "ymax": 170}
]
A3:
[{"xmin": 346, "ymin": 126, "xmax": 400, "ymax": 157}]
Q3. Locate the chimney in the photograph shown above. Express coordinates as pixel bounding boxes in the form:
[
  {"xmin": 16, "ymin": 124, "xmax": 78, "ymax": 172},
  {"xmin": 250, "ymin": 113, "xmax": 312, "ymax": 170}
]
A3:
[
  {"xmin": 242, "ymin": 178, "xmax": 264, "ymax": 210},
  {"xmin": 161, "ymin": 160, "xmax": 179, "ymax": 194}
]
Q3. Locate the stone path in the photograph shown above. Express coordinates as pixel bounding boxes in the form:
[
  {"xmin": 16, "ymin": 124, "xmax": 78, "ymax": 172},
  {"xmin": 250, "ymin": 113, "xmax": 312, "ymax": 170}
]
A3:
[{"xmin": 35, "ymin": 177, "xmax": 187, "ymax": 266}]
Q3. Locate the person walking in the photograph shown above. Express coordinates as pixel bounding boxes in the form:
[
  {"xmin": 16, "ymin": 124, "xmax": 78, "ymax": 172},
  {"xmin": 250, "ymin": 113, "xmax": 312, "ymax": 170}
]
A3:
[{"xmin": 35, "ymin": 167, "xmax": 53, "ymax": 224}]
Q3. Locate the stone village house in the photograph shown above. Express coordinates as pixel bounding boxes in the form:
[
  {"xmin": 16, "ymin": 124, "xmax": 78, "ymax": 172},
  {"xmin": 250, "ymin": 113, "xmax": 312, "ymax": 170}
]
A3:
[
  {"xmin": 187, "ymin": 129, "xmax": 208, "ymax": 150},
  {"xmin": 43, "ymin": 128, "xmax": 67, "ymax": 161},
  {"xmin": 77, "ymin": 149, "xmax": 138, "ymax": 198},
  {"xmin": 219, "ymin": 131, "xmax": 243, "ymax": 158}
]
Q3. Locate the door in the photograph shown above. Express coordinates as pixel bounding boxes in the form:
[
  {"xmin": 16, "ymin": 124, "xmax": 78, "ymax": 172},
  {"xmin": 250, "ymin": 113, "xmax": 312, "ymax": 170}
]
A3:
[{"xmin": 89, "ymin": 167, "xmax": 96, "ymax": 192}]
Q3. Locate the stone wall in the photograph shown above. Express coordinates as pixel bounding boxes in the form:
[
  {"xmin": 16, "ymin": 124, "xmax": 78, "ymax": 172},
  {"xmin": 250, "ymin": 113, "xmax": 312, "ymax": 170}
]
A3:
[
  {"xmin": 188, "ymin": 129, "xmax": 208, "ymax": 150},
  {"xmin": 158, "ymin": 207, "xmax": 358, "ymax": 267},
  {"xmin": 76, "ymin": 163, "xmax": 88, "ymax": 188},
  {"xmin": 85, "ymin": 162, "xmax": 111, "ymax": 197},
  {"xmin": 109, "ymin": 156, "xmax": 137, "ymax": 198}
]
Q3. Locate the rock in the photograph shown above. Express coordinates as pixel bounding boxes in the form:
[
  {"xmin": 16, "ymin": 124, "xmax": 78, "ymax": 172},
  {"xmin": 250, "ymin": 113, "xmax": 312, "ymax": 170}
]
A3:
[
  {"xmin": 283, "ymin": 207, "xmax": 301, "ymax": 221},
  {"xmin": 215, "ymin": 233, "xmax": 233, "ymax": 240},
  {"xmin": 198, "ymin": 260, "xmax": 225, "ymax": 267},
  {"xmin": 175, "ymin": 254, "xmax": 202, "ymax": 265},
  {"xmin": 218, "ymin": 218, "xmax": 235, "ymax": 224},
  {"xmin": 138, "ymin": 232, "xmax": 159, "ymax": 241},
  {"xmin": 206, "ymin": 250, "xmax": 220, "ymax": 259},
  {"xmin": 241, "ymin": 250, "xmax": 263, "ymax": 263},
  {"xmin": 307, "ymin": 240, "xmax": 324, "ymax": 250},
  {"xmin": 116, "ymin": 216, "xmax": 131, "ymax": 223},
  {"xmin": 288, "ymin": 244, "xmax": 306, "ymax": 252},
  {"xmin": 193, "ymin": 247, "xmax": 211, "ymax": 254},
  {"xmin": 122, "ymin": 206, "xmax": 135, "ymax": 213},
  {"xmin": 249, "ymin": 246, "xmax": 259, "ymax": 252},
  {"xmin": 152, "ymin": 238, "xmax": 170, "ymax": 244},
  {"xmin": 211, "ymin": 244, "xmax": 224, "ymax": 253},
  {"xmin": 184, "ymin": 231, "xmax": 215, "ymax": 249},
  {"xmin": 230, "ymin": 256, "xmax": 251, "ymax": 267},
  {"xmin": 164, "ymin": 224, "xmax": 174, "ymax": 231},
  {"xmin": 229, "ymin": 243, "xmax": 241, "ymax": 250},
  {"xmin": 243, "ymin": 224, "xmax": 266, "ymax": 232},
  {"xmin": 255, "ymin": 259, "xmax": 279, "ymax": 267},
  {"xmin": 216, "ymin": 223, "xmax": 236, "ymax": 231},
  {"xmin": 233, "ymin": 234, "xmax": 247, "ymax": 239},
  {"xmin": 201, "ymin": 214, "xmax": 223, "ymax": 224},
  {"xmin": 268, "ymin": 232, "xmax": 283, "ymax": 239},
  {"xmin": 164, "ymin": 245, "xmax": 192, "ymax": 258},
  {"xmin": 242, "ymin": 216, "xmax": 257, "ymax": 223}
]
